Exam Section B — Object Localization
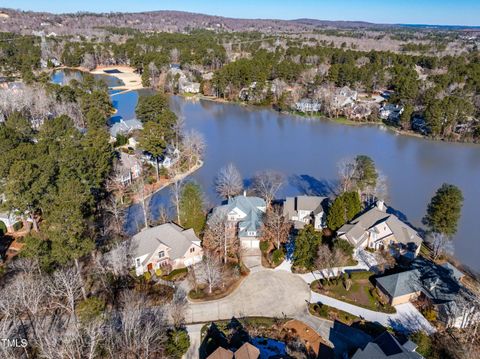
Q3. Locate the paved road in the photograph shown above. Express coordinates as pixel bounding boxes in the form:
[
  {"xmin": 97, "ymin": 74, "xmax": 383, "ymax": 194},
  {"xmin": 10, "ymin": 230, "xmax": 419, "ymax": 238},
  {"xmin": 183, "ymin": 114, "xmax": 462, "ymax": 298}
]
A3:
[
  {"xmin": 185, "ymin": 270, "xmax": 310, "ymax": 323},
  {"xmin": 183, "ymin": 324, "xmax": 203, "ymax": 359}
]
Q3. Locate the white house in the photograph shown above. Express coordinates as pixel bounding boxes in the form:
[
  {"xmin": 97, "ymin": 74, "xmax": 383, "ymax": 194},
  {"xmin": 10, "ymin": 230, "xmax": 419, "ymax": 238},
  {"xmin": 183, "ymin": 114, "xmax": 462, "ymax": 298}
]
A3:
[
  {"xmin": 210, "ymin": 193, "xmax": 266, "ymax": 248},
  {"xmin": 283, "ymin": 196, "xmax": 327, "ymax": 230},
  {"xmin": 130, "ymin": 223, "xmax": 203, "ymax": 276},
  {"xmin": 115, "ymin": 152, "xmax": 142, "ymax": 186},
  {"xmin": 109, "ymin": 118, "xmax": 143, "ymax": 140},
  {"xmin": 179, "ymin": 79, "xmax": 200, "ymax": 94},
  {"xmin": 379, "ymin": 104, "xmax": 404, "ymax": 122},
  {"xmin": 334, "ymin": 86, "xmax": 358, "ymax": 108},
  {"xmin": 295, "ymin": 98, "xmax": 322, "ymax": 113},
  {"xmin": 338, "ymin": 201, "xmax": 423, "ymax": 258}
]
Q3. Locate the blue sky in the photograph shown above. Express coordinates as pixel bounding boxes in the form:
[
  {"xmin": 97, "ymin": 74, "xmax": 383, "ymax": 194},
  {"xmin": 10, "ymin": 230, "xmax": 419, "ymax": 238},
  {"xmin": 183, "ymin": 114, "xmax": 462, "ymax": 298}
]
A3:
[{"xmin": 3, "ymin": 0, "xmax": 479, "ymax": 26}]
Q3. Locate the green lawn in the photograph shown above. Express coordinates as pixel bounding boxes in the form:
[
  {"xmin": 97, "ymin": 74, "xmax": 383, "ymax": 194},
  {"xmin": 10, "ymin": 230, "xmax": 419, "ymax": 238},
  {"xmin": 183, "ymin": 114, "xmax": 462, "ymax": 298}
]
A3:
[
  {"xmin": 311, "ymin": 272, "xmax": 396, "ymax": 314},
  {"xmin": 309, "ymin": 303, "xmax": 359, "ymax": 325}
]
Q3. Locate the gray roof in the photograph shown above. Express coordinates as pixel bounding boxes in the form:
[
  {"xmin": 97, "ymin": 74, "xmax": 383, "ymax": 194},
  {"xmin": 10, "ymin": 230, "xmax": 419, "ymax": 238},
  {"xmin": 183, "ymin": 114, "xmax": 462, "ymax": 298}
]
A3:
[
  {"xmin": 109, "ymin": 118, "xmax": 143, "ymax": 137},
  {"xmin": 441, "ymin": 262, "xmax": 464, "ymax": 281},
  {"xmin": 338, "ymin": 204, "xmax": 423, "ymax": 250},
  {"xmin": 283, "ymin": 196, "xmax": 326, "ymax": 217},
  {"xmin": 352, "ymin": 332, "xmax": 423, "ymax": 359},
  {"xmin": 376, "ymin": 270, "xmax": 422, "ymax": 298},
  {"xmin": 130, "ymin": 223, "xmax": 199, "ymax": 264}
]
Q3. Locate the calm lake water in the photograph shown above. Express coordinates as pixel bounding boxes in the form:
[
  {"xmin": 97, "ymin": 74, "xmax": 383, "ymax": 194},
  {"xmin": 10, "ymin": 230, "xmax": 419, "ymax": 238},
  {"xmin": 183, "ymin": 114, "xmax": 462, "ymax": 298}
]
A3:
[{"xmin": 51, "ymin": 71, "xmax": 480, "ymax": 271}]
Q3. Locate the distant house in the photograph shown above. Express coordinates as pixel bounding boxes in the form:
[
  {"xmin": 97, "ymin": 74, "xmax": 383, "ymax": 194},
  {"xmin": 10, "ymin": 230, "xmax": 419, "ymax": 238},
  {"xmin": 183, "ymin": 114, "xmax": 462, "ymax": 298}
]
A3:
[
  {"xmin": 283, "ymin": 195, "xmax": 327, "ymax": 230},
  {"xmin": 109, "ymin": 118, "xmax": 143, "ymax": 139},
  {"xmin": 207, "ymin": 343, "xmax": 260, "ymax": 359},
  {"xmin": 179, "ymin": 78, "xmax": 200, "ymax": 94},
  {"xmin": 130, "ymin": 223, "xmax": 203, "ymax": 276},
  {"xmin": 337, "ymin": 201, "xmax": 423, "ymax": 258},
  {"xmin": 295, "ymin": 98, "xmax": 321, "ymax": 113},
  {"xmin": 115, "ymin": 152, "xmax": 142, "ymax": 186},
  {"xmin": 375, "ymin": 258, "xmax": 479, "ymax": 328},
  {"xmin": 346, "ymin": 103, "xmax": 373, "ymax": 120},
  {"xmin": 210, "ymin": 193, "xmax": 266, "ymax": 249},
  {"xmin": 334, "ymin": 86, "xmax": 358, "ymax": 108},
  {"xmin": 352, "ymin": 331, "xmax": 423, "ymax": 359},
  {"xmin": 379, "ymin": 104, "xmax": 404, "ymax": 122}
]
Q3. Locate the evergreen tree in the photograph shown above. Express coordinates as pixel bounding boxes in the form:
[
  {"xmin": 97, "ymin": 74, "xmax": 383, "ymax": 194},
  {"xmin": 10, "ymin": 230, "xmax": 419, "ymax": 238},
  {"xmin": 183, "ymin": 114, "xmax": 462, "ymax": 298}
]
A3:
[
  {"xmin": 327, "ymin": 196, "xmax": 346, "ymax": 231},
  {"xmin": 139, "ymin": 121, "xmax": 170, "ymax": 181},
  {"xmin": 179, "ymin": 182, "xmax": 206, "ymax": 235},
  {"xmin": 293, "ymin": 225, "xmax": 322, "ymax": 270},
  {"xmin": 354, "ymin": 155, "xmax": 378, "ymax": 193},
  {"xmin": 423, "ymin": 183, "xmax": 463, "ymax": 236},
  {"xmin": 344, "ymin": 191, "xmax": 362, "ymax": 221}
]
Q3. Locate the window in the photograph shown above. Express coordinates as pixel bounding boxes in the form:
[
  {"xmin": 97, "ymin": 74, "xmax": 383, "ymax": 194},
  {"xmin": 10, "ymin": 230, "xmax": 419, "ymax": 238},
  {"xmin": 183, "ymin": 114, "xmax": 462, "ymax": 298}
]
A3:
[
  {"xmin": 159, "ymin": 251, "xmax": 165, "ymax": 258},
  {"xmin": 190, "ymin": 247, "xmax": 195, "ymax": 253},
  {"xmin": 135, "ymin": 258, "xmax": 141, "ymax": 267}
]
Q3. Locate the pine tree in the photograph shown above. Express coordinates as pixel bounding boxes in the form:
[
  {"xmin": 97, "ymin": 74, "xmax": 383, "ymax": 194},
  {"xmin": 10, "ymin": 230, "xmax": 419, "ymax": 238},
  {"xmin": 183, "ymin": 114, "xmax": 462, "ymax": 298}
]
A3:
[
  {"xmin": 293, "ymin": 225, "xmax": 322, "ymax": 270},
  {"xmin": 423, "ymin": 183, "xmax": 463, "ymax": 236},
  {"xmin": 179, "ymin": 182, "xmax": 206, "ymax": 235}
]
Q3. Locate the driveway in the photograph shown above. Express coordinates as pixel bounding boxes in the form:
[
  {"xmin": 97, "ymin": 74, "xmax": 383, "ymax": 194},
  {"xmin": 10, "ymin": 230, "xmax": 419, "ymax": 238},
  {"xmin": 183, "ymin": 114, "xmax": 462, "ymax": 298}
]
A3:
[
  {"xmin": 183, "ymin": 324, "xmax": 203, "ymax": 359},
  {"xmin": 310, "ymin": 292, "xmax": 435, "ymax": 334},
  {"xmin": 185, "ymin": 270, "xmax": 310, "ymax": 323}
]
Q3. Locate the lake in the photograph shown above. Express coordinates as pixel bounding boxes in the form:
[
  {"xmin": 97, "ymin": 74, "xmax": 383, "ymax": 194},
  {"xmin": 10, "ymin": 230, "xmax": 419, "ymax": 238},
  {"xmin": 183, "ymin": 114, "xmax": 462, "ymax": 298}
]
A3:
[{"xmin": 52, "ymin": 71, "xmax": 480, "ymax": 272}]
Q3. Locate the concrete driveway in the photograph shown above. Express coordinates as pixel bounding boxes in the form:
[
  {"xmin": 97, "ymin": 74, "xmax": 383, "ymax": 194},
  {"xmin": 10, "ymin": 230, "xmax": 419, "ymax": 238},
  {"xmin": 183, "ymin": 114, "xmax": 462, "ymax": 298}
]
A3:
[{"xmin": 185, "ymin": 270, "xmax": 310, "ymax": 323}]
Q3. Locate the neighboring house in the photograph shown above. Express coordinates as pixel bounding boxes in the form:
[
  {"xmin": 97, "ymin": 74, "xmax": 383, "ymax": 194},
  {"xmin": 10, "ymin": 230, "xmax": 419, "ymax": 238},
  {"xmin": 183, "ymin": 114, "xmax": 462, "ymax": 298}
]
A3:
[
  {"xmin": 115, "ymin": 152, "xmax": 142, "ymax": 186},
  {"xmin": 130, "ymin": 223, "xmax": 203, "ymax": 276},
  {"xmin": 109, "ymin": 118, "xmax": 143, "ymax": 140},
  {"xmin": 352, "ymin": 331, "xmax": 423, "ymax": 359},
  {"xmin": 379, "ymin": 104, "xmax": 404, "ymax": 122},
  {"xmin": 295, "ymin": 98, "xmax": 321, "ymax": 113},
  {"xmin": 179, "ymin": 78, "xmax": 200, "ymax": 94},
  {"xmin": 346, "ymin": 103, "xmax": 373, "ymax": 120},
  {"xmin": 334, "ymin": 86, "xmax": 358, "ymax": 108},
  {"xmin": 283, "ymin": 195, "xmax": 327, "ymax": 230},
  {"xmin": 375, "ymin": 258, "xmax": 480, "ymax": 328},
  {"xmin": 207, "ymin": 343, "xmax": 260, "ymax": 359},
  {"xmin": 338, "ymin": 201, "xmax": 423, "ymax": 258},
  {"xmin": 210, "ymin": 193, "xmax": 266, "ymax": 248}
]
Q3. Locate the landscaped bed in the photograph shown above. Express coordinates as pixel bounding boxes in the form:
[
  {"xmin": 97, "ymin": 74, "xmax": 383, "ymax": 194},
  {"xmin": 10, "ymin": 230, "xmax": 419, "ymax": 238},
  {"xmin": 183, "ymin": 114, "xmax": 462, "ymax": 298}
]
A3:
[
  {"xmin": 309, "ymin": 302, "xmax": 359, "ymax": 325},
  {"xmin": 310, "ymin": 271, "xmax": 396, "ymax": 314}
]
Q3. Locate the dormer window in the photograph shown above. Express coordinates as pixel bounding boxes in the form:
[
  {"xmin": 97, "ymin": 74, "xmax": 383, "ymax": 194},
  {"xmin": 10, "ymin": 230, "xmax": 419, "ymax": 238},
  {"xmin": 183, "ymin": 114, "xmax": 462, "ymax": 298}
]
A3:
[
  {"xmin": 159, "ymin": 251, "xmax": 165, "ymax": 258},
  {"xmin": 135, "ymin": 258, "xmax": 141, "ymax": 267},
  {"xmin": 190, "ymin": 247, "xmax": 195, "ymax": 253}
]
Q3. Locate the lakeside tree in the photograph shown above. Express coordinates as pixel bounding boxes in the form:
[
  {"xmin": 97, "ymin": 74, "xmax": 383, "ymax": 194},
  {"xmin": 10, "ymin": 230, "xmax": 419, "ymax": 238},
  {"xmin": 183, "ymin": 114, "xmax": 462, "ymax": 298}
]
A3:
[
  {"xmin": 252, "ymin": 170, "xmax": 284, "ymax": 206},
  {"xmin": 354, "ymin": 155, "xmax": 378, "ymax": 196},
  {"xmin": 179, "ymin": 182, "xmax": 206, "ymax": 235},
  {"xmin": 423, "ymin": 183, "xmax": 464, "ymax": 237},
  {"xmin": 214, "ymin": 163, "xmax": 243, "ymax": 199},
  {"xmin": 139, "ymin": 121, "xmax": 169, "ymax": 181},
  {"xmin": 261, "ymin": 205, "xmax": 292, "ymax": 250},
  {"xmin": 293, "ymin": 225, "xmax": 322, "ymax": 270}
]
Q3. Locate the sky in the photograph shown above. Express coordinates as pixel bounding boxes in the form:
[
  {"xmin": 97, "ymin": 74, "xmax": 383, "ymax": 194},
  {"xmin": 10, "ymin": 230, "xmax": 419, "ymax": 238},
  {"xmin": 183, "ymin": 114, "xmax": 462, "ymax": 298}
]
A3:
[{"xmin": 2, "ymin": 0, "xmax": 480, "ymax": 26}]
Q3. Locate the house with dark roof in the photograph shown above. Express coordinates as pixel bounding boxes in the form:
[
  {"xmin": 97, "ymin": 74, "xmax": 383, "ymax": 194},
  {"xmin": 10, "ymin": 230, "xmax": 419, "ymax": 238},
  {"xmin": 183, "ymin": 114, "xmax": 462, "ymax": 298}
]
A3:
[
  {"xmin": 130, "ymin": 223, "xmax": 203, "ymax": 276},
  {"xmin": 210, "ymin": 193, "xmax": 266, "ymax": 249},
  {"xmin": 351, "ymin": 331, "xmax": 423, "ymax": 359},
  {"xmin": 109, "ymin": 118, "xmax": 143, "ymax": 139},
  {"xmin": 337, "ymin": 201, "xmax": 422, "ymax": 258},
  {"xmin": 114, "ymin": 151, "xmax": 142, "ymax": 186},
  {"xmin": 283, "ymin": 195, "xmax": 327, "ymax": 230},
  {"xmin": 375, "ymin": 258, "xmax": 479, "ymax": 328}
]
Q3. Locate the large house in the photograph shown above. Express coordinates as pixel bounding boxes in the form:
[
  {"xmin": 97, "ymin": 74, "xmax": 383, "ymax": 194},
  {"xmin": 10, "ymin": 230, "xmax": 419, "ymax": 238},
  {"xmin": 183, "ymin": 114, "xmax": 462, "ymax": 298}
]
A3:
[
  {"xmin": 130, "ymin": 223, "xmax": 203, "ymax": 276},
  {"xmin": 375, "ymin": 258, "xmax": 479, "ymax": 328},
  {"xmin": 337, "ymin": 201, "xmax": 423, "ymax": 258},
  {"xmin": 295, "ymin": 98, "xmax": 322, "ymax": 113},
  {"xmin": 210, "ymin": 194, "xmax": 266, "ymax": 249},
  {"xmin": 115, "ymin": 152, "xmax": 142, "ymax": 186},
  {"xmin": 352, "ymin": 331, "xmax": 423, "ymax": 359},
  {"xmin": 207, "ymin": 343, "xmax": 260, "ymax": 359},
  {"xmin": 283, "ymin": 195, "xmax": 327, "ymax": 230},
  {"xmin": 109, "ymin": 118, "xmax": 143, "ymax": 140}
]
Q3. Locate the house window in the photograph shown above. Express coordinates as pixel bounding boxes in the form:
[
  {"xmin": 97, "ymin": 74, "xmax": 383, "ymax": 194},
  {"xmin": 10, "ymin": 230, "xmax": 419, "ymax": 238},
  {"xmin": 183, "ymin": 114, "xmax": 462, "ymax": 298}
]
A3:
[
  {"xmin": 159, "ymin": 251, "xmax": 165, "ymax": 258},
  {"xmin": 190, "ymin": 247, "xmax": 195, "ymax": 253},
  {"xmin": 247, "ymin": 231, "xmax": 256, "ymax": 236},
  {"xmin": 135, "ymin": 258, "xmax": 141, "ymax": 267}
]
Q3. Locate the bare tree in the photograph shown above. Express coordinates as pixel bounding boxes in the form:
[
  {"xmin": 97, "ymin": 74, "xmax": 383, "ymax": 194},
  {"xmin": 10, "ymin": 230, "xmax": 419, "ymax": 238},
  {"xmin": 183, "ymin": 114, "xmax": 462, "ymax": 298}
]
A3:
[
  {"xmin": 81, "ymin": 53, "xmax": 97, "ymax": 71},
  {"xmin": 214, "ymin": 163, "xmax": 243, "ymax": 199},
  {"xmin": 252, "ymin": 170, "xmax": 284, "ymax": 206},
  {"xmin": 429, "ymin": 232, "xmax": 453, "ymax": 260},
  {"xmin": 169, "ymin": 170, "xmax": 185, "ymax": 225},
  {"xmin": 102, "ymin": 240, "xmax": 131, "ymax": 277},
  {"xmin": 261, "ymin": 205, "xmax": 291, "ymax": 249},
  {"xmin": 48, "ymin": 266, "xmax": 83, "ymax": 321},
  {"xmin": 196, "ymin": 252, "xmax": 223, "ymax": 294},
  {"xmin": 182, "ymin": 129, "xmax": 206, "ymax": 170},
  {"xmin": 132, "ymin": 174, "xmax": 149, "ymax": 230},
  {"xmin": 203, "ymin": 210, "xmax": 236, "ymax": 263},
  {"xmin": 337, "ymin": 157, "xmax": 357, "ymax": 193},
  {"xmin": 169, "ymin": 288, "xmax": 187, "ymax": 329}
]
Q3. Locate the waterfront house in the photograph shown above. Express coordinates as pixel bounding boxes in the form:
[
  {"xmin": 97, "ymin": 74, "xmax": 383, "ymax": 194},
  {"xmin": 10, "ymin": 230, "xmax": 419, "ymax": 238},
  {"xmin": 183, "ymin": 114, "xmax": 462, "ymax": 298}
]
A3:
[
  {"xmin": 337, "ymin": 201, "xmax": 423, "ymax": 258},
  {"xmin": 379, "ymin": 104, "xmax": 404, "ymax": 123},
  {"xmin": 334, "ymin": 86, "xmax": 358, "ymax": 108},
  {"xmin": 115, "ymin": 152, "xmax": 142, "ymax": 186},
  {"xmin": 375, "ymin": 258, "xmax": 479, "ymax": 328},
  {"xmin": 283, "ymin": 195, "xmax": 327, "ymax": 230},
  {"xmin": 210, "ymin": 193, "xmax": 266, "ymax": 249},
  {"xmin": 295, "ymin": 98, "xmax": 322, "ymax": 113},
  {"xmin": 109, "ymin": 118, "xmax": 143, "ymax": 140},
  {"xmin": 131, "ymin": 223, "xmax": 203, "ymax": 276},
  {"xmin": 351, "ymin": 331, "xmax": 423, "ymax": 359},
  {"xmin": 179, "ymin": 78, "xmax": 200, "ymax": 94}
]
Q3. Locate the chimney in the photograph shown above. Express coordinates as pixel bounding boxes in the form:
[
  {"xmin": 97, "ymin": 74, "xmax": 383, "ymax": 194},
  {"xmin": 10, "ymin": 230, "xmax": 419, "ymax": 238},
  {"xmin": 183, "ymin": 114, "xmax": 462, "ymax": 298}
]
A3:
[
  {"xmin": 243, "ymin": 190, "xmax": 247, "ymax": 197},
  {"xmin": 376, "ymin": 200, "xmax": 385, "ymax": 211}
]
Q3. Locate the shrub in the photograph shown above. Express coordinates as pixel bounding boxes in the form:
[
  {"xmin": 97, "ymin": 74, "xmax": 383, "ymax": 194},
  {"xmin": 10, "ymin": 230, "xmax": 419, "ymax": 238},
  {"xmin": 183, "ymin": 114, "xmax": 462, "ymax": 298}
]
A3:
[
  {"xmin": 0, "ymin": 221, "xmax": 7, "ymax": 236},
  {"xmin": 144, "ymin": 271, "xmax": 152, "ymax": 281},
  {"xmin": 155, "ymin": 268, "xmax": 163, "ymax": 277},
  {"xmin": 349, "ymin": 271, "xmax": 373, "ymax": 280},
  {"xmin": 409, "ymin": 331, "xmax": 432, "ymax": 358},
  {"xmin": 334, "ymin": 239, "xmax": 354, "ymax": 257},
  {"xmin": 166, "ymin": 330, "xmax": 190, "ymax": 358},
  {"xmin": 76, "ymin": 297, "xmax": 105, "ymax": 323},
  {"xmin": 13, "ymin": 221, "xmax": 23, "ymax": 231},
  {"xmin": 259, "ymin": 241, "xmax": 270, "ymax": 253},
  {"xmin": 115, "ymin": 134, "xmax": 128, "ymax": 146},
  {"xmin": 271, "ymin": 249, "xmax": 284, "ymax": 265}
]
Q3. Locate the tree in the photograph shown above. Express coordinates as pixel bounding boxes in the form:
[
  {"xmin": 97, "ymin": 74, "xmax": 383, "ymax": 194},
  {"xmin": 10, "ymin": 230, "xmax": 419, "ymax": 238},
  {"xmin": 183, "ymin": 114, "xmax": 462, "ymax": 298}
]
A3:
[
  {"xmin": 203, "ymin": 210, "xmax": 235, "ymax": 263},
  {"xmin": 326, "ymin": 191, "xmax": 361, "ymax": 231},
  {"xmin": 140, "ymin": 121, "xmax": 169, "ymax": 181},
  {"xmin": 252, "ymin": 170, "xmax": 284, "ymax": 206},
  {"xmin": 179, "ymin": 182, "xmax": 206, "ymax": 235},
  {"xmin": 293, "ymin": 225, "xmax": 322, "ymax": 270},
  {"xmin": 337, "ymin": 157, "xmax": 357, "ymax": 193},
  {"xmin": 196, "ymin": 252, "xmax": 223, "ymax": 294},
  {"xmin": 181, "ymin": 129, "xmax": 205, "ymax": 170},
  {"xmin": 423, "ymin": 183, "xmax": 463, "ymax": 237},
  {"xmin": 261, "ymin": 205, "xmax": 292, "ymax": 250},
  {"xmin": 214, "ymin": 163, "xmax": 243, "ymax": 199},
  {"xmin": 354, "ymin": 155, "xmax": 378, "ymax": 198},
  {"xmin": 400, "ymin": 103, "xmax": 413, "ymax": 130}
]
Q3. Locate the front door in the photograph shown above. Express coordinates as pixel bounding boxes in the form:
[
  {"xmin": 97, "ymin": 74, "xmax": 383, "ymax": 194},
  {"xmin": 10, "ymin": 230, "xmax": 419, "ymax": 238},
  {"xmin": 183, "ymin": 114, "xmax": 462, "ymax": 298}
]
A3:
[{"xmin": 147, "ymin": 263, "xmax": 153, "ymax": 271}]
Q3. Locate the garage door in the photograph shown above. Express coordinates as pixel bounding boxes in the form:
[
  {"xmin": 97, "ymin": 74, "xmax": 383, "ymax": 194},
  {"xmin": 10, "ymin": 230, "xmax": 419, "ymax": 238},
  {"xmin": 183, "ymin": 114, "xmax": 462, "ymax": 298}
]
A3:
[{"xmin": 241, "ymin": 239, "xmax": 260, "ymax": 248}]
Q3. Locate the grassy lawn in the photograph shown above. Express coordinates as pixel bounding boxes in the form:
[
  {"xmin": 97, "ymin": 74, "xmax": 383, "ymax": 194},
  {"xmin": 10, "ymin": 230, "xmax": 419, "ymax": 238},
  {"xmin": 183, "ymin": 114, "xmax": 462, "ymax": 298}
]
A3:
[
  {"xmin": 309, "ymin": 303, "xmax": 359, "ymax": 325},
  {"xmin": 161, "ymin": 267, "xmax": 188, "ymax": 281},
  {"xmin": 311, "ymin": 272, "xmax": 396, "ymax": 314}
]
